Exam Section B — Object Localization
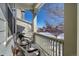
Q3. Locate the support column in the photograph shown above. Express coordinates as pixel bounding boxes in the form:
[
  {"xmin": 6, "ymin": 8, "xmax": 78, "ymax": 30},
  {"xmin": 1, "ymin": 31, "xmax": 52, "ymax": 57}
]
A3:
[
  {"xmin": 64, "ymin": 3, "xmax": 77, "ymax": 56},
  {"xmin": 33, "ymin": 15, "xmax": 37, "ymax": 33},
  {"xmin": 31, "ymin": 9, "xmax": 37, "ymax": 43},
  {"xmin": 32, "ymin": 10, "xmax": 37, "ymax": 33}
]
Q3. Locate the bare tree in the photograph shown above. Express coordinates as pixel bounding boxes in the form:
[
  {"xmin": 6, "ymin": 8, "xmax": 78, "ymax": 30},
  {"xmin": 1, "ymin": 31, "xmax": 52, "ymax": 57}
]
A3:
[
  {"xmin": 43, "ymin": 3, "xmax": 64, "ymax": 27},
  {"xmin": 43, "ymin": 4, "xmax": 64, "ymax": 36}
]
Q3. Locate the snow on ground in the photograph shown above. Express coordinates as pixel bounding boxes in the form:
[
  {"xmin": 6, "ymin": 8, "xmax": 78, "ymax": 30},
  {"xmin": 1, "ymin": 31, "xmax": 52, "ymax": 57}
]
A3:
[
  {"xmin": 57, "ymin": 33, "xmax": 64, "ymax": 40},
  {"xmin": 38, "ymin": 32, "xmax": 64, "ymax": 40}
]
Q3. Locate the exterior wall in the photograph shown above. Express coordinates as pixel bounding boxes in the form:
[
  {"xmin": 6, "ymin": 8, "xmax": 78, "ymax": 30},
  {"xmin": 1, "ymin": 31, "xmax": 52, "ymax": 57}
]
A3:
[
  {"xmin": 0, "ymin": 4, "xmax": 14, "ymax": 56},
  {"xmin": 0, "ymin": 8, "xmax": 7, "ymax": 56},
  {"xmin": 0, "ymin": 3, "xmax": 8, "ymax": 20},
  {"xmin": 4, "ymin": 36, "xmax": 14, "ymax": 56},
  {"xmin": 16, "ymin": 9, "xmax": 22, "ymax": 20},
  {"xmin": 1, "ymin": 36, "xmax": 14, "ymax": 56}
]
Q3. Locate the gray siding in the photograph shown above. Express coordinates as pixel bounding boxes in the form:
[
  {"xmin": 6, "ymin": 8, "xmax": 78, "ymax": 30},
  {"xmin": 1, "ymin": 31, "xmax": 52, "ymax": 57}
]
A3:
[
  {"xmin": 0, "ymin": 3, "xmax": 8, "ymax": 19},
  {"xmin": 0, "ymin": 4, "xmax": 14, "ymax": 56}
]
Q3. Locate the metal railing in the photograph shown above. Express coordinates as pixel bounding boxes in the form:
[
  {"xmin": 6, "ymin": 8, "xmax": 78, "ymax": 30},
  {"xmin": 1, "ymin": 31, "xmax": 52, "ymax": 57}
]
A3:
[{"xmin": 34, "ymin": 33, "xmax": 64, "ymax": 56}]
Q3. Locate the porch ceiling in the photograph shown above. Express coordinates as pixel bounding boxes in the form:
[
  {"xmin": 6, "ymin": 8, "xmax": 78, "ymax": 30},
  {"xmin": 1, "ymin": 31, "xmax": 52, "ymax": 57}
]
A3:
[
  {"xmin": 15, "ymin": 3, "xmax": 39, "ymax": 10},
  {"xmin": 15, "ymin": 3, "xmax": 44, "ymax": 12}
]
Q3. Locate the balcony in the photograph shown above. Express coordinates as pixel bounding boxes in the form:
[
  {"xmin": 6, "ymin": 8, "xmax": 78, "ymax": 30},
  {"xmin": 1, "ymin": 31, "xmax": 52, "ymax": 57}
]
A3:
[
  {"xmin": 0, "ymin": 3, "xmax": 77, "ymax": 56},
  {"xmin": 13, "ymin": 19, "xmax": 64, "ymax": 56},
  {"xmin": 12, "ymin": 3, "xmax": 77, "ymax": 56}
]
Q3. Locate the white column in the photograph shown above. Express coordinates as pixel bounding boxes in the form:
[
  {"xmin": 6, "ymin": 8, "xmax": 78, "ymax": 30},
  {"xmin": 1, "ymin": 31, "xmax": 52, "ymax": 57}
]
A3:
[{"xmin": 33, "ymin": 15, "xmax": 37, "ymax": 33}]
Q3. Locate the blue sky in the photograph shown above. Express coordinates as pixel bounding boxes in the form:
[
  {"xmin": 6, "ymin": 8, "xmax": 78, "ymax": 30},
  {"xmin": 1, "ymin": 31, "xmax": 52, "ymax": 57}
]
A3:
[
  {"xmin": 24, "ymin": 3, "xmax": 64, "ymax": 28},
  {"xmin": 24, "ymin": 10, "xmax": 33, "ymax": 23}
]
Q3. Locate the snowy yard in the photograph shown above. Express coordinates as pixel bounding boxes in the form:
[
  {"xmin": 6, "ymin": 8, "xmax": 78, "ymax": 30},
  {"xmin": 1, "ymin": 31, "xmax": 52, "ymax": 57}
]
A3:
[{"xmin": 38, "ymin": 32, "xmax": 64, "ymax": 40}]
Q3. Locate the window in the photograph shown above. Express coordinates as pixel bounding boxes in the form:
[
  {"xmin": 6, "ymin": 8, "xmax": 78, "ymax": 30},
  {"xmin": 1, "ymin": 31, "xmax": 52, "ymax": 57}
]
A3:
[
  {"xmin": 37, "ymin": 3, "xmax": 64, "ymax": 39},
  {"xmin": 7, "ymin": 6, "xmax": 16, "ymax": 37},
  {"xmin": 7, "ymin": 7, "xmax": 13, "ymax": 36}
]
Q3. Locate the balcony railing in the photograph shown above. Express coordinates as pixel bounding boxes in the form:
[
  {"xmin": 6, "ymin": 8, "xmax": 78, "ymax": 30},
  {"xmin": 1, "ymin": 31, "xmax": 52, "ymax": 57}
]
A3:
[{"xmin": 34, "ymin": 33, "xmax": 64, "ymax": 56}]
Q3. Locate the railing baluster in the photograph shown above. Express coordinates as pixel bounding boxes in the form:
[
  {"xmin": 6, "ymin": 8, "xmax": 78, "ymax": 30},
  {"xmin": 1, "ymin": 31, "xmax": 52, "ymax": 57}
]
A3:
[
  {"xmin": 56, "ymin": 40, "xmax": 57, "ymax": 56},
  {"xmin": 50, "ymin": 40, "xmax": 52, "ymax": 55},
  {"xmin": 51, "ymin": 40, "xmax": 53, "ymax": 56},
  {"xmin": 34, "ymin": 33, "xmax": 64, "ymax": 56},
  {"xmin": 62, "ymin": 42, "xmax": 64, "ymax": 56},
  {"xmin": 59, "ymin": 42, "xmax": 61, "ymax": 56},
  {"xmin": 53, "ymin": 40, "xmax": 54, "ymax": 56}
]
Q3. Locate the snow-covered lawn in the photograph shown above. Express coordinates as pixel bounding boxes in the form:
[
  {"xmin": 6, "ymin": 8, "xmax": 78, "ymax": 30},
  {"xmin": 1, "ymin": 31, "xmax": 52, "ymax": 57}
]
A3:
[
  {"xmin": 57, "ymin": 33, "xmax": 64, "ymax": 39},
  {"xmin": 38, "ymin": 32, "xmax": 64, "ymax": 40}
]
